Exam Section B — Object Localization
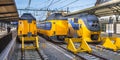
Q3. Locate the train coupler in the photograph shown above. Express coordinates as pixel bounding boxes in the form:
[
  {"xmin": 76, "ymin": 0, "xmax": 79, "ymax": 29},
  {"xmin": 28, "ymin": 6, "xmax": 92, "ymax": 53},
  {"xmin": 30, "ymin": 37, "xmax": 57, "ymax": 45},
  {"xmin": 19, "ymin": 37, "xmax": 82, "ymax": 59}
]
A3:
[
  {"xmin": 102, "ymin": 37, "xmax": 120, "ymax": 51},
  {"xmin": 65, "ymin": 38, "xmax": 92, "ymax": 54}
]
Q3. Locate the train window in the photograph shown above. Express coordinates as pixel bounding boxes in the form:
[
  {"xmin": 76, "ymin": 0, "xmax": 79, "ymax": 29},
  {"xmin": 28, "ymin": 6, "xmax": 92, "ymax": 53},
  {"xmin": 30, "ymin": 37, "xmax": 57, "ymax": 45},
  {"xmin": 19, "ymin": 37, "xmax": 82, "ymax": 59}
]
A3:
[
  {"xmin": 45, "ymin": 22, "xmax": 51, "ymax": 30},
  {"xmin": 88, "ymin": 20, "xmax": 99, "ymax": 27},
  {"xmin": 38, "ymin": 23, "xmax": 44, "ymax": 29},
  {"xmin": 68, "ymin": 18, "xmax": 72, "ymax": 22},
  {"xmin": 37, "ymin": 24, "xmax": 40, "ymax": 28},
  {"xmin": 74, "ymin": 23, "xmax": 79, "ymax": 30},
  {"xmin": 88, "ymin": 20, "xmax": 93, "ymax": 26},
  {"xmin": 74, "ymin": 18, "xmax": 78, "ymax": 23},
  {"xmin": 28, "ymin": 19, "xmax": 32, "ymax": 23},
  {"xmin": 41, "ymin": 23, "xmax": 45, "ymax": 29}
]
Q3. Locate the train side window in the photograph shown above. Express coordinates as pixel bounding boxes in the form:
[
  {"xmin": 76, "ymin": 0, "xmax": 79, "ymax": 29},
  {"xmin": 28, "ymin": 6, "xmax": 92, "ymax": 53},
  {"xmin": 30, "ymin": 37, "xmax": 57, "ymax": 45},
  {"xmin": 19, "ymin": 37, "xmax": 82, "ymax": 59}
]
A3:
[
  {"xmin": 74, "ymin": 23, "xmax": 79, "ymax": 30},
  {"xmin": 68, "ymin": 18, "xmax": 72, "ymax": 22},
  {"xmin": 41, "ymin": 23, "xmax": 45, "ymax": 29},
  {"xmin": 45, "ymin": 22, "xmax": 51, "ymax": 30},
  {"xmin": 74, "ymin": 18, "xmax": 78, "ymax": 23},
  {"xmin": 79, "ymin": 24, "xmax": 81, "ymax": 28}
]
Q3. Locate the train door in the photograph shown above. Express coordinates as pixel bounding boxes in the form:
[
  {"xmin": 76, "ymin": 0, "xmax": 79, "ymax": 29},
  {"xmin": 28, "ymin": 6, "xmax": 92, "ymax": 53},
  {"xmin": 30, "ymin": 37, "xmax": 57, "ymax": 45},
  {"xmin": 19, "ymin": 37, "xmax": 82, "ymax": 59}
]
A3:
[
  {"xmin": 27, "ymin": 19, "xmax": 33, "ymax": 36},
  {"xmin": 73, "ymin": 18, "xmax": 80, "ymax": 38}
]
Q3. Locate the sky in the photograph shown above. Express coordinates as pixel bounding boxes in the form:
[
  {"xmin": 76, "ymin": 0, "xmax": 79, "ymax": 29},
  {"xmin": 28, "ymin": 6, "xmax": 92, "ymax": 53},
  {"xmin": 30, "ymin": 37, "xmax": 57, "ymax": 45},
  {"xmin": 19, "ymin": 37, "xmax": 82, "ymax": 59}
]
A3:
[{"xmin": 15, "ymin": 0, "xmax": 96, "ymax": 21}]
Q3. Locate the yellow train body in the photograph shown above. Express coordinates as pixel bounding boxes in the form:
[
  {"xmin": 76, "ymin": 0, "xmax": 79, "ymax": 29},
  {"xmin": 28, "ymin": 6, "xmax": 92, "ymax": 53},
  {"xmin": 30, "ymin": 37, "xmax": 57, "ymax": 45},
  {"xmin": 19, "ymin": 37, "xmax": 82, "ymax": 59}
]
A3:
[
  {"xmin": 18, "ymin": 20, "xmax": 37, "ymax": 36},
  {"xmin": 38, "ymin": 20, "xmax": 68, "ymax": 37},
  {"xmin": 17, "ymin": 13, "xmax": 39, "ymax": 50},
  {"xmin": 68, "ymin": 14, "xmax": 101, "ymax": 43},
  {"xmin": 77, "ymin": 19, "xmax": 101, "ymax": 42}
]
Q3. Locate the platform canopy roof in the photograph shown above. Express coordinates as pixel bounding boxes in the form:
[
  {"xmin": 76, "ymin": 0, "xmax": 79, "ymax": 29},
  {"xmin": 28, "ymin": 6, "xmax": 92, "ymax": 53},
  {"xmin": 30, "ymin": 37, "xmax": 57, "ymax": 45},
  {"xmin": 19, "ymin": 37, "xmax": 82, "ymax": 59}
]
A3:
[
  {"xmin": 0, "ymin": 0, "xmax": 19, "ymax": 22},
  {"xmin": 66, "ymin": 0, "xmax": 120, "ymax": 17}
]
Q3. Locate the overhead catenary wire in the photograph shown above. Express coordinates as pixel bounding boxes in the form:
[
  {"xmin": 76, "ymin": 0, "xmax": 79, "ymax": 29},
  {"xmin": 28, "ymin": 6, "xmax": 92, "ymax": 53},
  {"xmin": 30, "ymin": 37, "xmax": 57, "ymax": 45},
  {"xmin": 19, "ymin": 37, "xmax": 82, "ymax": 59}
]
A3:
[
  {"xmin": 48, "ymin": 0, "xmax": 61, "ymax": 7},
  {"xmin": 58, "ymin": 0, "xmax": 79, "ymax": 9},
  {"xmin": 40, "ymin": 0, "xmax": 53, "ymax": 20},
  {"xmin": 19, "ymin": 0, "xmax": 95, "ymax": 20},
  {"xmin": 54, "ymin": 0, "xmax": 68, "ymax": 5},
  {"xmin": 26, "ymin": 0, "xmax": 31, "ymax": 9},
  {"xmin": 28, "ymin": 0, "xmax": 49, "ymax": 9},
  {"xmin": 40, "ymin": 0, "xmax": 54, "ymax": 10},
  {"xmin": 47, "ymin": 0, "xmax": 55, "ymax": 8}
]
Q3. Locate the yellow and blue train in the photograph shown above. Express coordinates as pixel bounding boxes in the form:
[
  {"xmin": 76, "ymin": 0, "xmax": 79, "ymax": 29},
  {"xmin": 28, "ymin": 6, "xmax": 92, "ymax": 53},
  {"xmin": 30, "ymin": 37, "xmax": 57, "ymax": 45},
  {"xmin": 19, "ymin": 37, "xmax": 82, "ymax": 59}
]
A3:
[
  {"xmin": 18, "ymin": 13, "xmax": 37, "ymax": 36},
  {"xmin": 18, "ymin": 13, "xmax": 39, "ymax": 50},
  {"xmin": 37, "ymin": 13, "xmax": 101, "ymax": 43},
  {"xmin": 68, "ymin": 14, "xmax": 101, "ymax": 43},
  {"xmin": 37, "ymin": 13, "xmax": 68, "ymax": 42}
]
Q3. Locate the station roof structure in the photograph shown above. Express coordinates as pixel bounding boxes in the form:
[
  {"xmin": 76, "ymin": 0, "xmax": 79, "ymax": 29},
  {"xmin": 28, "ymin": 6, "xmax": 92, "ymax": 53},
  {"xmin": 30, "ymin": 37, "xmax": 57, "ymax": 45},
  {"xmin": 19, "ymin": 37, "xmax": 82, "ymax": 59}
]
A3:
[
  {"xmin": 0, "ymin": 0, "xmax": 19, "ymax": 22},
  {"xmin": 66, "ymin": 0, "xmax": 120, "ymax": 17}
]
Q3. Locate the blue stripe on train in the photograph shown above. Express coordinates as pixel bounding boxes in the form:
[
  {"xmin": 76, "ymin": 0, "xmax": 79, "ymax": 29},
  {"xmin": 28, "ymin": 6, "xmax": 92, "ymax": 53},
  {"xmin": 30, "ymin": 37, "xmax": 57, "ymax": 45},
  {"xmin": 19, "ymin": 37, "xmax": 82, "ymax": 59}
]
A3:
[{"xmin": 69, "ymin": 20, "xmax": 79, "ymax": 30}]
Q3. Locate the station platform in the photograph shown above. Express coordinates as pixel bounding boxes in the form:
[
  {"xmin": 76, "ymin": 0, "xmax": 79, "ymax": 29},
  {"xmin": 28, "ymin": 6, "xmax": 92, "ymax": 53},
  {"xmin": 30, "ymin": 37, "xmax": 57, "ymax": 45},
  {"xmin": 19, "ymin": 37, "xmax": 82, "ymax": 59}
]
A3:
[
  {"xmin": 0, "ymin": 28, "xmax": 16, "ymax": 38},
  {"xmin": 0, "ymin": 31, "xmax": 7, "ymax": 38},
  {"xmin": 0, "ymin": 28, "xmax": 17, "ymax": 60}
]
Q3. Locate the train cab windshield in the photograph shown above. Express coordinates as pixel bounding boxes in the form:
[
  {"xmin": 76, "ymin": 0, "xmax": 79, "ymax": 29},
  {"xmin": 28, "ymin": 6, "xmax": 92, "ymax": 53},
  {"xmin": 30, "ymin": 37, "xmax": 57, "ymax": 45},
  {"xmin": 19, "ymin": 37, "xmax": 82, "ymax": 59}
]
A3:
[
  {"xmin": 79, "ymin": 14, "xmax": 100, "ymax": 31},
  {"xmin": 86, "ymin": 15, "xmax": 100, "ymax": 31},
  {"xmin": 87, "ymin": 20, "xmax": 99, "ymax": 27}
]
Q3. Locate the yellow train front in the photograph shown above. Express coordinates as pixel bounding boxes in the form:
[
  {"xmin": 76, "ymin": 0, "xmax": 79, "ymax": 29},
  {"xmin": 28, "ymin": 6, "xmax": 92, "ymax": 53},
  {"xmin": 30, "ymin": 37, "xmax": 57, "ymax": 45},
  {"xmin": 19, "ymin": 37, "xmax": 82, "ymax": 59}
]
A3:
[
  {"xmin": 37, "ymin": 13, "xmax": 68, "ymax": 42},
  {"xmin": 68, "ymin": 14, "xmax": 101, "ymax": 43},
  {"xmin": 18, "ymin": 13, "xmax": 39, "ymax": 50}
]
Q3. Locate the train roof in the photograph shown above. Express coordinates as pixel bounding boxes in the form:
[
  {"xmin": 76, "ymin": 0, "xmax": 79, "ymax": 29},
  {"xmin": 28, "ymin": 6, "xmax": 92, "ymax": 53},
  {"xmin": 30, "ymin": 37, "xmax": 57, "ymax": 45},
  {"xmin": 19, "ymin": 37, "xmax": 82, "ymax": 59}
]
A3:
[
  {"xmin": 69, "ymin": 14, "xmax": 98, "ymax": 21},
  {"xmin": 46, "ymin": 13, "xmax": 67, "ymax": 20},
  {"xmin": 20, "ymin": 13, "xmax": 36, "ymax": 20},
  {"xmin": 80, "ymin": 14, "xmax": 98, "ymax": 21},
  {"xmin": 69, "ymin": 13, "xmax": 96, "ymax": 17}
]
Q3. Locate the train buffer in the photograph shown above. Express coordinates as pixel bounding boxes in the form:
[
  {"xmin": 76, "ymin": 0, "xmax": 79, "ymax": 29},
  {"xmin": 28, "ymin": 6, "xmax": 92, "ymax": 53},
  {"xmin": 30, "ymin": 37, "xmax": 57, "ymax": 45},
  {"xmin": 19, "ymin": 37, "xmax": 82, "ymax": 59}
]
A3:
[
  {"xmin": 65, "ymin": 38, "xmax": 92, "ymax": 54},
  {"xmin": 101, "ymin": 37, "xmax": 120, "ymax": 51},
  {"xmin": 21, "ymin": 36, "xmax": 39, "ymax": 50}
]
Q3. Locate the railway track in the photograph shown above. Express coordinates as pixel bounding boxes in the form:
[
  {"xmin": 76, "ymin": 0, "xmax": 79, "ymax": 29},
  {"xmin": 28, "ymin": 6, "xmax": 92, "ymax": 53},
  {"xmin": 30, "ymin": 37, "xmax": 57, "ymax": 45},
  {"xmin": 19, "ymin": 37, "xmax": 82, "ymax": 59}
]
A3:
[
  {"xmin": 38, "ymin": 34, "xmax": 120, "ymax": 60},
  {"xmin": 90, "ymin": 44, "xmax": 120, "ymax": 55},
  {"xmin": 14, "ymin": 41, "xmax": 48, "ymax": 60},
  {"xmin": 59, "ymin": 44, "xmax": 108, "ymax": 60},
  {"xmin": 90, "ymin": 44, "xmax": 120, "ymax": 59},
  {"xmin": 12, "ymin": 38, "xmax": 48, "ymax": 60},
  {"xmin": 21, "ymin": 48, "xmax": 44, "ymax": 60},
  {"xmin": 39, "ymin": 36, "xmax": 110, "ymax": 60}
]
